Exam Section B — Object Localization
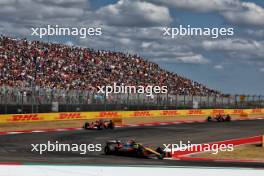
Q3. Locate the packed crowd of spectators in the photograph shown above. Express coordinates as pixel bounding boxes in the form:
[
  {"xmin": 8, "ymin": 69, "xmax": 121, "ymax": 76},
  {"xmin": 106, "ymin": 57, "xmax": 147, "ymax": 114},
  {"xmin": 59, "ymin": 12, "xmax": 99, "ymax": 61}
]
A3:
[{"xmin": 0, "ymin": 35, "xmax": 222, "ymax": 97}]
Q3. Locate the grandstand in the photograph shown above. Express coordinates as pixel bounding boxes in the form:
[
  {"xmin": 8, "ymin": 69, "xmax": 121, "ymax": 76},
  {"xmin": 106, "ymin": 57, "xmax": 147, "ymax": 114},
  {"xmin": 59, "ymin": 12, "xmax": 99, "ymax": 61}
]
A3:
[{"xmin": 0, "ymin": 35, "xmax": 263, "ymax": 113}]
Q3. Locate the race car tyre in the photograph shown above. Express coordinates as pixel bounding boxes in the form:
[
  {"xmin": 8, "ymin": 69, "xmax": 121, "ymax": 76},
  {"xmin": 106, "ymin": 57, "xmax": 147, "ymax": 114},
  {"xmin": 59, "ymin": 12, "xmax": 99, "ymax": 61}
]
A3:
[
  {"xmin": 83, "ymin": 122, "xmax": 89, "ymax": 129},
  {"xmin": 104, "ymin": 145, "xmax": 112, "ymax": 155},
  {"xmin": 97, "ymin": 125, "xmax": 103, "ymax": 130},
  {"xmin": 156, "ymin": 147, "xmax": 165, "ymax": 159},
  {"xmin": 109, "ymin": 122, "xmax": 115, "ymax": 129},
  {"xmin": 156, "ymin": 154, "xmax": 164, "ymax": 160},
  {"xmin": 225, "ymin": 116, "xmax": 231, "ymax": 122},
  {"xmin": 207, "ymin": 116, "xmax": 212, "ymax": 122},
  {"xmin": 136, "ymin": 146, "xmax": 145, "ymax": 158}
]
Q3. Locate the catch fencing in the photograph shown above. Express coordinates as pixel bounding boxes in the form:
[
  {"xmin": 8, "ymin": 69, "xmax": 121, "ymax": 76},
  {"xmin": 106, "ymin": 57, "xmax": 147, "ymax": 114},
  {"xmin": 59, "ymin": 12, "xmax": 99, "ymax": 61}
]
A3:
[{"xmin": 0, "ymin": 86, "xmax": 263, "ymax": 114}]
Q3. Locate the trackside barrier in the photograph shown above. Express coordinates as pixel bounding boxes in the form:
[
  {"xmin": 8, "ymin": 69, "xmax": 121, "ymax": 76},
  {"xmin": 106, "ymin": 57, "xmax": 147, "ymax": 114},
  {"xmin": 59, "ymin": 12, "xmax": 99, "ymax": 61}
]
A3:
[{"xmin": 0, "ymin": 108, "xmax": 263, "ymax": 124}]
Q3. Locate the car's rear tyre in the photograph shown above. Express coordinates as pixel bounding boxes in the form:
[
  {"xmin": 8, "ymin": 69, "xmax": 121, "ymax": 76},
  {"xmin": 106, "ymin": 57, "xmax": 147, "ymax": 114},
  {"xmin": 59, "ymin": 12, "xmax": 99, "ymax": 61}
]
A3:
[
  {"xmin": 136, "ymin": 147, "xmax": 145, "ymax": 157},
  {"xmin": 83, "ymin": 122, "xmax": 89, "ymax": 129},
  {"xmin": 104, "ymin": 145, "xmax": 111, "ymax": 155},
  {"xmin": 225, "ymin": 116, "xmax": 231, "ymax": 122},
  {"xmin": 97, "ymin": 125, "xmax": 103, "ymax": 130},
  {"xmin": 207, "ymin": 116, "xmax": 212, "ymax": 122},
  {"xmin": 109, "ymin": 123, "xmax": 115, "ymax": 129},
  {"xmin": 156, "ymin": 147, "xmax": 165, "ymax": 159},
  {"xmin": 157, "ymin": 154, "xmax": 164, "ymax": 160}
]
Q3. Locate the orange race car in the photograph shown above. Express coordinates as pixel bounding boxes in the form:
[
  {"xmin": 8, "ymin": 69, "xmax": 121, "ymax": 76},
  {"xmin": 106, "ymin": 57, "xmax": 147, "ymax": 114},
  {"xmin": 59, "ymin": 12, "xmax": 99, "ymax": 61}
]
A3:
[{"xmin": 104, "ymin": 139, "xmax": 165, "ymax": 159}]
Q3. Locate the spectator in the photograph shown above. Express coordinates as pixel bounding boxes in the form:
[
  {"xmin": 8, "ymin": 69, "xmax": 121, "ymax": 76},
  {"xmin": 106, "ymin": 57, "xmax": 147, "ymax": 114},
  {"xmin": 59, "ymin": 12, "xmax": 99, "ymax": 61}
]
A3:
[{"xmin": 0, "ymin": 35, "xmax": 222, "ymax": 97}]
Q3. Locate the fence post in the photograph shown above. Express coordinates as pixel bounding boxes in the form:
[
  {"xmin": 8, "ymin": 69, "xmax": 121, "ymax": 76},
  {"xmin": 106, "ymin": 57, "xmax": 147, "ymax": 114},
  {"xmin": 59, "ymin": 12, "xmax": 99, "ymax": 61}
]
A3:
[
  {"xmin": 199, "ymin": 95, "xmax": 202, "ymax": 108},
  {"xmin": 259, "ymin": 95, "xmax": 262, "ymax": 108},
  {"xmin": 191, "ymin": 95, "xmax": 194, "ymax": 109},
  {"xmin": 127, "ymin": 92, "xmax": 130, "ymax": 110},
  {"xmin": 166, "ymin": 92, "xmax": 169, "ymax": 107},
  {"xmin": 221, "ymin": 96, "xmax": 224, "ymax": 108},
  {"xmin": 207, "ymin": 95, "xmax": 209, "ymax": 108},
  {"xmin": 4, "ymin": 92, "xmax": 7, "ymax": 114},
  {"xmin": 104, "ymin": 90, "xmax": 107, "ymax": 111},
  {"xmin": 175, "ymin": 94, "xmax": 178, "ymax": 109},
  {"xmin": 21, "ymin": 91, "xmax": 24, "ymax": 113},
  {"xmin": 214, "ymin": 95, "xmax": 216, "ymax": 108}
]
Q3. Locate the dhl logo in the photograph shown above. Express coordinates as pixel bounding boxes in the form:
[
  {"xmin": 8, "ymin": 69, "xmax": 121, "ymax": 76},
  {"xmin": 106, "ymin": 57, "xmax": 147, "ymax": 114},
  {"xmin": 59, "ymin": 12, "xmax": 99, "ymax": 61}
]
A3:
[
  {"xmin": 251, "ymin": 109, "xmax": 262, "ymax": 113},
  {"xmin": 233, "ymin": 109, "xmax": 244, "ymax": 114},
  {"xmin": 7, "ymin": 114, "xmax": 43, "ymax": 122},
  {"xmin": 56, "ymin": 113, "xmax": 83, "ymax": 120},
  {"xmin": 212, "ymin": 109, "xmax": 225, "ymax": 115},
  {"xmin": 96, "ymin": 112, "xmax": 120, "ymax": 118},
  {"xmin": 188, "ymin": 109, "xmax": 203, "ymax": 115},
  {"xmin": 130, "ymin": 111, "xmax": 152, "ymax": 117},
  {"xmin": 161, "ymin": 110, "xmax": 179, "ymax": 116}
]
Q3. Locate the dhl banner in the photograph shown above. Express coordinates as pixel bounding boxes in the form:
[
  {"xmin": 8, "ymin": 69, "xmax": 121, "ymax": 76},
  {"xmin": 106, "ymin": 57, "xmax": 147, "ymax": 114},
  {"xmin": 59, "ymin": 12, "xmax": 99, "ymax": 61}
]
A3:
[{"xmin": 0, "ymin": 109, "xmax": 263, "ymax": 124}]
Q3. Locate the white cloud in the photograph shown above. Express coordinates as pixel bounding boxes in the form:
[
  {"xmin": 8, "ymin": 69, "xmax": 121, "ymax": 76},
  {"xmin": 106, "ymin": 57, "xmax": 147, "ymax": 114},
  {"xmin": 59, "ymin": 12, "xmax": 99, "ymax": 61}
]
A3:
[
  {"xmin": 244, "ymin": 29, "xmax": 264, "ymax": 38},
  {"xmin": 0, "ymin": 0, "xmax": 93, "ymax": 36},
  {"xmin": 260, "ymin": 68, "xmax": 264, "ymax": 72},
  {"xmin": 175, "ymin": 54, "xmax": 209, "ymax": 64},
  {"xmin": 0, "ymin": 0, "xmax": 87, "ymax": 20},
  {"xmin": 148, "ymin": 0, "xmax": 240, "ymax": 12},
  {"xmin": 202, "ymin": 39, "xmax": 263, "ymax": 51},
  {"xmin": 222, "ymin": 2, "xmax": 264, "ymax": 26},
  {"xmin": 214, "ymin": 65, "xmax": 224, "ymax": 69},
  {"xmin": 96, "ymin": 0, "xmax": 172, "ymax": 27},
  {"xmin": 152, "ymin": 52, "xmax": 209, "ymax": 64},
  {"xmin": 149, "ymin": 0, "xmax": 264, "ymax": 27},
  {"xmin": 65, "ymin": 41, "xmax": 74, "ymax": 46},
  {"xmin": 35, "ymin": 0, "xmax": 88, "ymax": 7},
  {"xmin": 202, "ymin": 38, "xmax": 264, "ymax": 64},
  {"xmin": 0, "ymin": 0, "xmax": 263, "ymax": 68}
]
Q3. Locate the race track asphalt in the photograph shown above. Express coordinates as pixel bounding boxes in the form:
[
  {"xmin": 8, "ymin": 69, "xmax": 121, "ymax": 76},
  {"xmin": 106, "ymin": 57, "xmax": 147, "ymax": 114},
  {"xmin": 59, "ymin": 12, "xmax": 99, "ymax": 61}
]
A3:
[{"xmin": 0, "ymin": 119, "xmax": 264, "ymax": 168}]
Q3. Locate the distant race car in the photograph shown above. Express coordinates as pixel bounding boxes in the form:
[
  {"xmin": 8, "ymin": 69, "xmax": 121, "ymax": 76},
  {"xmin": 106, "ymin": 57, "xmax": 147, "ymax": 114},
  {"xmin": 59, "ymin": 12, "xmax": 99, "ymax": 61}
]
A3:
[
  {"xmin": 83, "ymin": 119, "xmax": 115, "ymax": 130},
  {"xmin": 207, "ymin": 114, "xmax": 231, "ymax": 122},
  {"xmin": 104, "ymin": 139, "xmax": 165, "ymax": 159}
]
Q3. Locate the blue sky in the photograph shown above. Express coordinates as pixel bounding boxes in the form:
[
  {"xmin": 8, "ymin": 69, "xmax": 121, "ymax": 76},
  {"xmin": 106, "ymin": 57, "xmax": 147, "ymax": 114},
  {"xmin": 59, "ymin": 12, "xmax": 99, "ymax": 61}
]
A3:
[{"xmin": 0, "ymin": 0, "xmax": 264, "ymax": 95}]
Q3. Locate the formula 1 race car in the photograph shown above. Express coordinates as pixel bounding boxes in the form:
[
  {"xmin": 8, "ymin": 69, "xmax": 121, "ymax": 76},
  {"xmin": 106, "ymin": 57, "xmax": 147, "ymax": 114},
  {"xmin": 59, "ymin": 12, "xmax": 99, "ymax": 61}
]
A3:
[
  {"xmin": 207, "ymin": 114, "xmax": 231, "ymax": 122},
  {"xmin": 83, "ymin": 119, "xmax": 115, "ymax": 130},
  {"xmin": 104, "ymin": 140, "xmax": 165, "ymax": 159}
]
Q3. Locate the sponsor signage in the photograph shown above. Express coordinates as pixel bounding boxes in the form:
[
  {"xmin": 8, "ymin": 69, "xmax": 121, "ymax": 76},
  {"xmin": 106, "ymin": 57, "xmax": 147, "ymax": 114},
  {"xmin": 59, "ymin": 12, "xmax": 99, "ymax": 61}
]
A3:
[
  {"xmin": 130, "ymin": 111, "xmax": 153, "ymax": 117},
  {"xmin": 55, "ymin": 113, "xmax": 84, "ymax": 120},
  {"xmin": 95, "ymin": 112, "xmax": 121, "ymax": 118},
  {"xmin": 0, "ymin": 108, "xmax": 263, "ymax": 124},
  {"xmin": 7, "ymin": 114, "xmax": 43, "ymax": 122},
  {"xmin": 188, "ymin": 109, "xmax": 203, "ymax": 115}
]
